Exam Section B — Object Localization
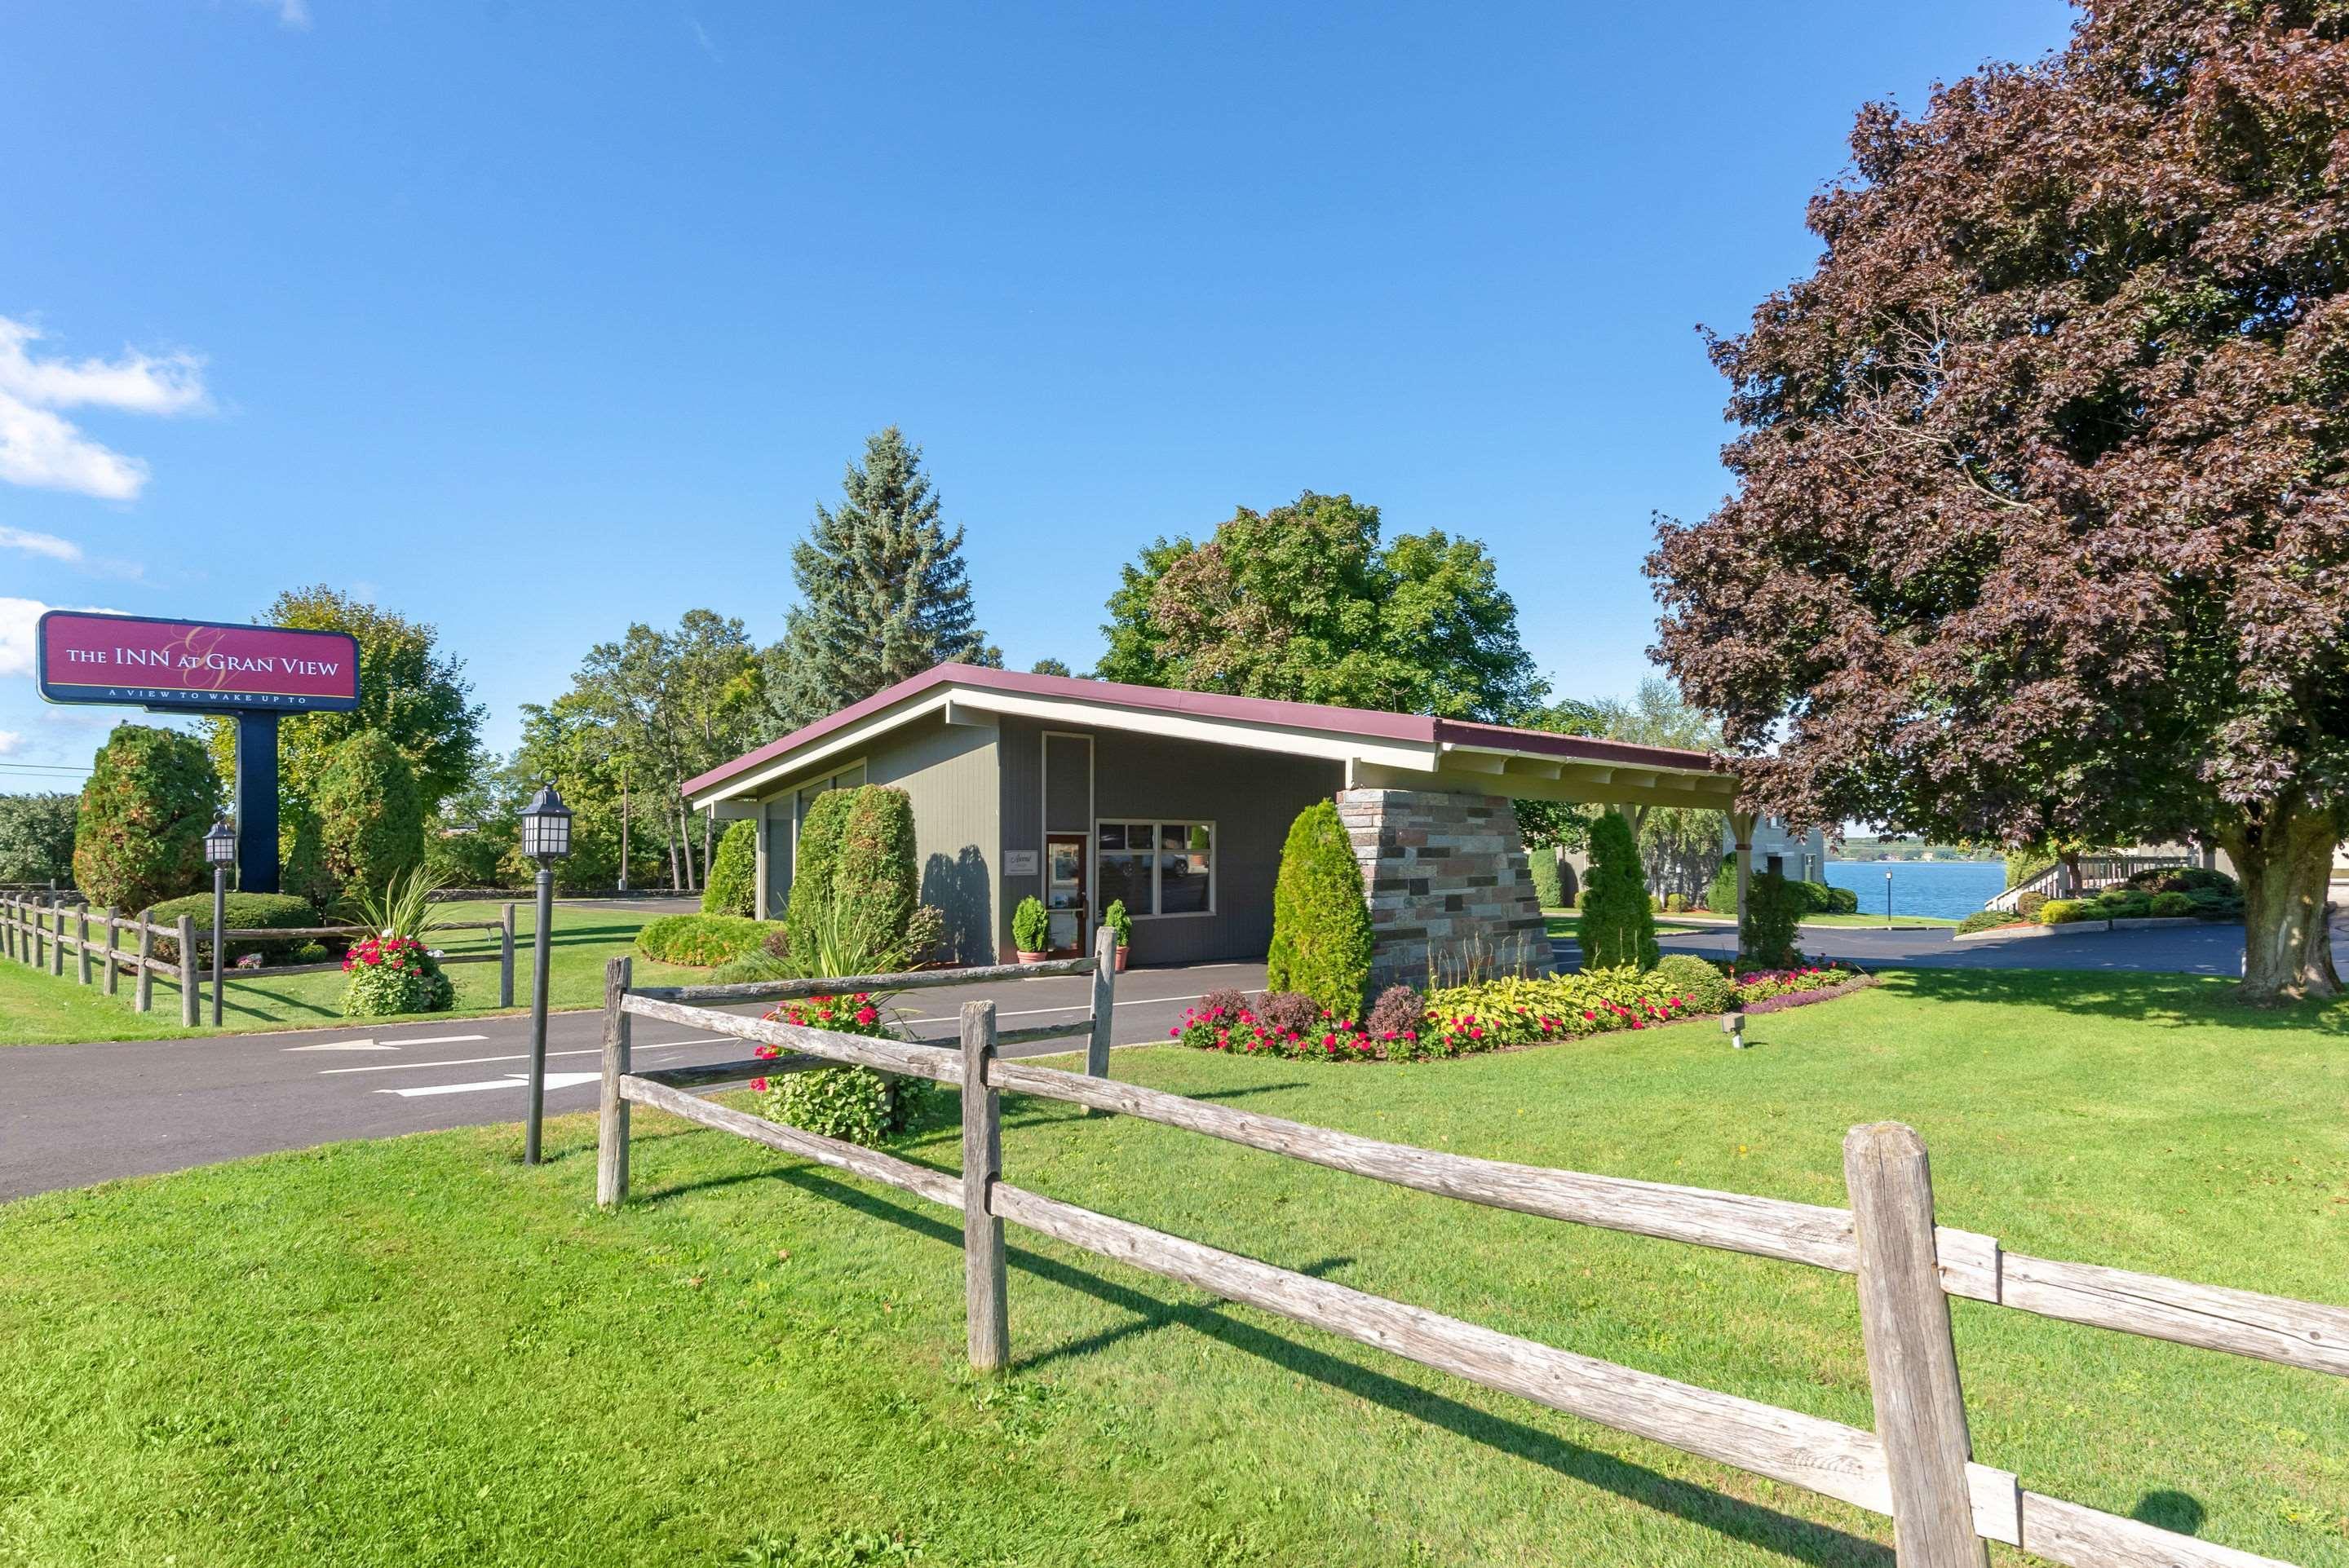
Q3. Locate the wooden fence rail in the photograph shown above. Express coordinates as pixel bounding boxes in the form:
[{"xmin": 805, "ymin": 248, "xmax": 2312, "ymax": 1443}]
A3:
[
  {"xmin": 0, "ymin": 893, "xmax": 519, "ymax": 1021},
  {"xmin": 595, "ymin": 961, "xmax": 2334, "ymax": 1568}
]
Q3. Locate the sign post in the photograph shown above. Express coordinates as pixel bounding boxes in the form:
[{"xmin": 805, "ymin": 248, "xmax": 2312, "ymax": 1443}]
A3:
[{"xmin": 36, "ymin": 612, "xmax": 361, "ymax": 895}]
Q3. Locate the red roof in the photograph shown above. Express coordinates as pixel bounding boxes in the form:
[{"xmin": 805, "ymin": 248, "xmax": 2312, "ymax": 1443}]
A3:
[{"xmin": 683, "ymin": 664, "xmax": 1723, "ymax": 798}]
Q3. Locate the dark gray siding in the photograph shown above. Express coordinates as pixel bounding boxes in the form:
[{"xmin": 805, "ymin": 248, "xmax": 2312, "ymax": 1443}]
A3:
[{"xmin": 997, "ymin": 715, "xmax": 1342, "ymax": 965}]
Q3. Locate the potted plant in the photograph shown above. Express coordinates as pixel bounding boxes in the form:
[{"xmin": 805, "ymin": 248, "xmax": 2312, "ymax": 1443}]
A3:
[
  {"xmin": 1012, "ymin": 896, "xmax": 1051, "ymax": 963},
  {"xmin": 1102, "ymin": 898, "xmax": 1134, "ymax": 971}
]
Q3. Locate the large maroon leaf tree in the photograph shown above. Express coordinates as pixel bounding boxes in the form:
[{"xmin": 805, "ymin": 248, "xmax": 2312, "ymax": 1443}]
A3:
[{"xmin": 1649, "ymin": 0, "xmax": 2349, "ymax": 1000}]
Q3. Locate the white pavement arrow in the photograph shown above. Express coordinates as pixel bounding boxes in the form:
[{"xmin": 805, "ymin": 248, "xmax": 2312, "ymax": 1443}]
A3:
[
  {"xmin": 375, "ymin": 1071, "xmax": 602, "ymax": 1100},
  {"xmin": 285, "ymin": 1039, "xmax": 396, "ymax": 1052}
]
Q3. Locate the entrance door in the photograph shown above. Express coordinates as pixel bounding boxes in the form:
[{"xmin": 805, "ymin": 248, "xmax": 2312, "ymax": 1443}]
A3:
[{"xmin": 1044, "ymin": 833, "xmax": 1088, "ymax": 956}]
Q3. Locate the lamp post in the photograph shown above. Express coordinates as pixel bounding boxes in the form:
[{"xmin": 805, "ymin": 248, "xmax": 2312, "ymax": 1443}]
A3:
[
  {"xmin": 518, "ymin": 784, "xmax": 573, "ymax": 1164},
  {"xmin": 204, "ymin": 819, "xmax": 235, "ymax": 1027},
  {"xmin": 1883, "ymin": 869, "xmax": 1894, "ymax": 927}
]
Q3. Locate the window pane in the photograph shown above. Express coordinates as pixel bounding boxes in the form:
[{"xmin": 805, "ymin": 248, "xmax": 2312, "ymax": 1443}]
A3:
[
  {"xmin": 1098, "ymin": 849, "xmax": 1152, "ymax": 916},
  {"xmin": 1159, "ymin": 821, "xmax": 1210, "ymax": 914}
]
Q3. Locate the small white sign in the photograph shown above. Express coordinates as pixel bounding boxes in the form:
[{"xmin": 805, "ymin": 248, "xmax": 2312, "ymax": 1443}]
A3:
[{"xmin": 1003, "ymin": 849, "xmax": 1039, "ymax": 877}]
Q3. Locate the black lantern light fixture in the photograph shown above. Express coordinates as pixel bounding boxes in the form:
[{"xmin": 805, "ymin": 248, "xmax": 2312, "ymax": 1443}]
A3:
[
  {"xmin": 205, "ymin": 819, "xmax": 235, "ymax": 1026},
  {"xmin": 519, "ymin": 784, "xmax": 573, "ymax": 864},
  {"xmin": 517, "ymin": 784, "xmax": 572, "ymax": 1164}
]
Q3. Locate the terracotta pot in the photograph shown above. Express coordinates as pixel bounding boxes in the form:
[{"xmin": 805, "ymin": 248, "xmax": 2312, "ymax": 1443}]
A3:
[
  {"xmin": 1113, "ymin": 946, "xmax": 1129, "ymax": 972},
  {"xmin": 1015, "ymin": 949, "xmax": 1048, "ymax": 964}
]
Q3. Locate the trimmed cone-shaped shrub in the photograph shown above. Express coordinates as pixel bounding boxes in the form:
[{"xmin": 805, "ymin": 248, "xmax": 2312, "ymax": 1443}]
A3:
[
  {"xmin": 831, "ymin": 785, "xmax": 918, "ymax": 964},
  {"xmin": 1580, "ymin": 810, "xmax": 1659, "ymax": 972},
  {"xmin": 73, "ymin": 724, "xmax": 219, "ymax": 913},
  {"xmin": 316, "ymin": 731, "xmax": 424, "ymax": 897},
  {"xmin": 702, "ymin": 818, "xmax": 758, "ymax": 917},
  {"xmin": 1528, "ymin": 846, "xmax": 1564, "ymax": 909},
  {"xmin": 1265, "ymin": 799, "xmax": 1372, "ymax": 1019},
  {"xmin": 784, "ymin": 788, "xmax": 855, "ymax": 973},
  {"xmin": 1741, "ymin": 869, "xmax": 1803, "ymax": 968}
]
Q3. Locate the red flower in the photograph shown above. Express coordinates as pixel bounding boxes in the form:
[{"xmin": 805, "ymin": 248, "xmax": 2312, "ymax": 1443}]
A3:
[
  {"xmin": 749, "ymin": 1077, "xmax": 769, "ymax": 1093},
  {"xmin": 855, "ymin": 1005, "xmax": 878, "ymax": 1026}
]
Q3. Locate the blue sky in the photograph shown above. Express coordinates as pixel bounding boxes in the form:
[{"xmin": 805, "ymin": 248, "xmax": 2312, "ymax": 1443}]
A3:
[{"xmin": 0, "ymin": 0, "xmax": 2073, "ymax": 786}]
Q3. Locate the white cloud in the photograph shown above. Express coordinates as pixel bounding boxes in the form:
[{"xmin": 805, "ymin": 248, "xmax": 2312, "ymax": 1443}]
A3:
[
  {"xmin": 0, "ymin": 316, "xmax": 209, "ymax": 501},
  {"xmin": 0, "ymin": 597, "xmax": 122, "ymax": 679},
  {"xmin": 0, "ymin": 731, "xmax": 20, "ymax": 757},
  {"xmin": 251, "ymin": 0, "xmax": 311, "ymax": 28},
  {"xmin": 0, "ymin": 526, "xmax": 81, "ymax": 563}
]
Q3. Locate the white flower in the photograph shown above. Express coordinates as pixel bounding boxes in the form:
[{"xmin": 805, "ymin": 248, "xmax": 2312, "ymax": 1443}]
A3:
[{"xmin": 380, "ymin": 927, "xmax": 395, "ymax": 939}]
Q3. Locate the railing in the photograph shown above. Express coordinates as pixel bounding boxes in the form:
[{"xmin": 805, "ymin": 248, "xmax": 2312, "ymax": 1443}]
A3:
[
  {"xmin": 1984, "ymin": 854, "xmax": 2193, "ymax": 913},
  {"xmin": 594, "ymin": 954, "xmax": 2340, "ymax": 1568},
  {"xmin": 0, "ymin": 891, "xmax": 519, "ymax": 1026}
]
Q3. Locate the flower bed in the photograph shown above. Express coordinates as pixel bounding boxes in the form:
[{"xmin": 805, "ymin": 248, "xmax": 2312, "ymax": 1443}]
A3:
[
  {"xmin": 339, "ymin": 933, "xmax": 453, "ymax": 1018},
  {"xmin": 749, "ymin": 992, "xmax": 924, "ymax": 1146},
  {"xmin": 1170, "ymin": 961, "xmax": 1864, "ymax": 1065}
]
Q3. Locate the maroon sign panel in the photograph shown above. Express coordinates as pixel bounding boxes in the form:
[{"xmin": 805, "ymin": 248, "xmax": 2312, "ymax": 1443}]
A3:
[{"xmin": 36, "ymin": 611, "xmax": 361, "ymax": 714}]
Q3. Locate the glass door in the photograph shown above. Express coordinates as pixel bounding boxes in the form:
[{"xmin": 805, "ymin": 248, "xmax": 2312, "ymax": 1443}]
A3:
[{"xmin": 1044, "ymin": 833, "xmax": 1088, "ymax": 956}]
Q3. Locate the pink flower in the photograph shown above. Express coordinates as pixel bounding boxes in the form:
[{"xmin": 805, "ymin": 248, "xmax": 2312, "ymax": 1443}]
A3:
[
  {"xmin": 749, "ymin": 1077, "xmax": 769, "ymax": 1093},
  {"xmin": 855, "ymin": 1005, "xmax": 878, "ymax": 1026}
]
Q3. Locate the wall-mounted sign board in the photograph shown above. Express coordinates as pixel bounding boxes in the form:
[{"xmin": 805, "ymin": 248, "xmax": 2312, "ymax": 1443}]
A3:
[
  {"xmin": 1002, "ymin": 849, "xmax": 1040, "ymax": 877},
  {"xmin": 36, "ymin": 611, "xmax": 361, "ymax": 714}
]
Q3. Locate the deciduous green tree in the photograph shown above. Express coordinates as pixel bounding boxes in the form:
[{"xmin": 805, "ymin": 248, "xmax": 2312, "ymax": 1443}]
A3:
[
  {"xmin": 201, "ymin": 587, "xmax": 483, "ymax": 819},
  {"xmin": 1098, "ymin": 492, "xmax": 1544, "ymax": 722},
  {"xmin": 73, "ymin": 724, "xmax": 219, "ymax": 912},
  {"xmin": 767, "ymin": 427, "xmax": 998, "ymax": 729},
  {"xmin": 1648, "ymin": 0, "xmax": 2349, "ymax": 1000},
  {"xmin": 0, "ymin": 793, "xmax": 77, "ymax": 886}
]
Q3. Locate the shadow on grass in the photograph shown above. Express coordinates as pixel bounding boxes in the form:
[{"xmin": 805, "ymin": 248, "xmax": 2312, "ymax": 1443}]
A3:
[
  {"xmin": 759, "ymin": 1164, "xmax": 1894, "ymax": 1568},
  {"xmin": 1872, "ymin": 967, "xmax": 2349, "ymax": 1034}
]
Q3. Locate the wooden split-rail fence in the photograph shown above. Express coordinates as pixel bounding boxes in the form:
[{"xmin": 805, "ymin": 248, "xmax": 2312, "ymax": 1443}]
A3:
[
  {"xmin": 0, "ymin": 891, "xmax": 520, "ymax": 1027},
  {"xmin": 593, "ymin": 934, "xmax": 2342, "ymax": 1568}
]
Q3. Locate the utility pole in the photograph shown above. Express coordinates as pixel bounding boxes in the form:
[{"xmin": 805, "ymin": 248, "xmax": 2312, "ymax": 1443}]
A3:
[{"xmin": 618, "ymin": 759, "xmax": 630, "ymax": 893}]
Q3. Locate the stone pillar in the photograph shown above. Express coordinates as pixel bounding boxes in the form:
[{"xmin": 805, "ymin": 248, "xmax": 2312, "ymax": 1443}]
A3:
[{"xmin": 1337, "ymin": 788, "xmax": 1556, "ymax": 996}]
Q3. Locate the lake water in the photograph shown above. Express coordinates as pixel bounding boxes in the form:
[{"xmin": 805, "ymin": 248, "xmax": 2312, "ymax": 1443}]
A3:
[{"xmin": 1823, "ymin": 859, "xmax": 2006, "ymax": 920}]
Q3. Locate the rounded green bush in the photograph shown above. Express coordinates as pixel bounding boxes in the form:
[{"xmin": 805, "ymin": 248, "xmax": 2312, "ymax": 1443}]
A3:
[
  {"xmin": 2038, "ymin": 899, "xmax": 2092, "ymax": 925},
  {"xmin": 1011, "ymin": 895, "xmax": 1051, "ymax": 953},
  {"xmin": 146, "ymin": 891, "xmax": 320, "ymax": 964},
  {"xmin": 316, "ymin": 731, "xmax": 424, "ymax": 899},
  {"xmin": 701, "ymin": 818, "xmax": 758, "ymax": 917},
  {"xmin": 1651, "ymin": 952, "xmax": 1734, "ymax": 1012},
  {"xmin": 1528, "ymin": 849, "xmax": 1564, "ymax": 910},
  {"xmin": 832, "ymin": 786, "xmax": 918, "ymax": 963},
  {"xmin": 635, "ymin": 913, "xmax": 780, "ymax": 966},
  {"xmin": 72, "ymin": 724, "xmax": 219, "ymax": 914},
  {"xmin": 2149, "ymin": 890, "xmax": 2194, "ymax": 917},
  {"xmin": 1265, "ymin": 800, "xmax": 1373, "ymax": 1018}
]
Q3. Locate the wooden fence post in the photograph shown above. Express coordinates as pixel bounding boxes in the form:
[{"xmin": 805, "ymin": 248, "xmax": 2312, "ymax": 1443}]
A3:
[
  {"xmin": 1845, "ymin": 1123, "xmax": 1988, "ymax": 1568},
  {"xmin": 1086, "ymin": 923, "xmax": 1117, "ymax": 1085},
  {"xmin": 177, "ymin": 914, "xmax": 198, "ymax": 1027},
  {"xmin": 3, "ymin": 895, "xmax": 15, "ymax": 963},
  {"xmin": 75, "ymin": 905, "xmax": 91, "ymax": 986},
  {"xmin": 135, "ymin": 912, "xmax": 153, "ymax": 1013},
  {"xmin": 49, "ymin": 896, "xmax": 64, "ymax": 977},
  {"xmin": 500, "ymin": 903, "xmax": 517, "ymax": 1009},
  {"xmin": 962, "ymin": 999, "xmax": 1008, "ymax": 1371},
  {"xmin": 103, "ymin": 908, "xmax": 120, "ymax": 996},
  {"xmin": 597, "ymin": 956, "xmax": 632, "ymax": 1208}
]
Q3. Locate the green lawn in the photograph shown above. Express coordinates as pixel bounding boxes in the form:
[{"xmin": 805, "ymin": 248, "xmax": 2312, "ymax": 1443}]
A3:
[
  {"xmin": 0, "ymin": 900, "xmax": 713, "ymax": 1045},
  {"xmin": 2, "ymin": 971, "xmax": 2343, "ymax": 1566}
]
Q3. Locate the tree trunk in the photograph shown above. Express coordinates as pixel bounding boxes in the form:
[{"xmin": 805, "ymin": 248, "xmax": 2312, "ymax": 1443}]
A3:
[
  {"xmin": 2059, "ymin": 850, "xmax": 2083, "ymax": 897},
  {"xmin": 2223, "ymin": 799, "xmax": 2342, "ymax": 1003}
]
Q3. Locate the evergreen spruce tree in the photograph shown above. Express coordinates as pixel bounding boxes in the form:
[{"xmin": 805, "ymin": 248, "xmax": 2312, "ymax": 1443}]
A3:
[{"xmin": 768, "ymin": 428, "xmax": 999, "ymax": 728}]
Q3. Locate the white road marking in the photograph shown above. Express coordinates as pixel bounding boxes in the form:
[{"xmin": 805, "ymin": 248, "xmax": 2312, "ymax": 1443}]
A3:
[
  {"xmin": 284, "ymin": 1039, "xmax": 395, "ymax": 1053},
  {"xmin": 375, "ymin": 1071, "xmax": 601, "ymax": 1099},
  {"xmin": 383, "ymin": 1033, "xmax": 489, "ymax": 1045},
  {"xmin": 320, "ymin": 1034, "xmax": 736, "ymax": 1076}
]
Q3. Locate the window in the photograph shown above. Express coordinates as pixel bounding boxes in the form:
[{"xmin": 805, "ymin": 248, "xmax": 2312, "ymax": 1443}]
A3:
[{"xmin": 1097, "ymin": 819, "xmax": 1214, "ymax": 917}]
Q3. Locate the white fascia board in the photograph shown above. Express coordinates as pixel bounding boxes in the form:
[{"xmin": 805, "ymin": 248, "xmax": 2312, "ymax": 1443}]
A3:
[
  {"xmin": 687, "ymin": 691, "xmax": 954, "ymax": 809},
  {"xmin": 950, "ymin": 689, "xmax": 1442, "ymax": 773}
]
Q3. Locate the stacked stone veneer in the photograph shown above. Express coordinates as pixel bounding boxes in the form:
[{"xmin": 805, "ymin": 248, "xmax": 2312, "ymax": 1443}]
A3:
[{"xmin": 1337, "ymin": 787, "xmax": 1556, "ymax": 994}]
